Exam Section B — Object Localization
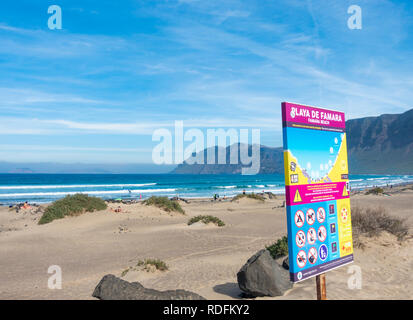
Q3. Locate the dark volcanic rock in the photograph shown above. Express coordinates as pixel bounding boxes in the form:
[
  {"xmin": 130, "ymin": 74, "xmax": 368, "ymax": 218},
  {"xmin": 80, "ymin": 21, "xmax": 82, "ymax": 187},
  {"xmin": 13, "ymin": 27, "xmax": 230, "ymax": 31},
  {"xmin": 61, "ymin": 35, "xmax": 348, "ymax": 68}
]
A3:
[
  {"xmin": 237, "ymin": 250, "xmax": 292, "ymax": 297},
  {"xmin": 92, "ymin": 274, "xmax": 205, "ymax": 300},
  {"xmin": 282, "ymin": 256, "xmax": 289, "ymax": 270}
]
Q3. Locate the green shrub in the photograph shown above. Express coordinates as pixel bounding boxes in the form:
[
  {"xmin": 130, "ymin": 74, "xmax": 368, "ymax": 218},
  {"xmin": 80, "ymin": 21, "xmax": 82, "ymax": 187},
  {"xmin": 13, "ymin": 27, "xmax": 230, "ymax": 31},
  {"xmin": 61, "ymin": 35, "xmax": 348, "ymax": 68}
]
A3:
[
  {"xmin": 351, "ymin": 206, "xmax": 408, "ymax": 243},
  {"xmin": 38, "ymin": 194, "xmax": 107, "ymax": 225},
  {"xmin": 137, "ymin": 259, "xmax": 168, "ymax": 272},
  {"xmin": 232, "ymin": 193, "xmax": 265, "ymax": 202},
  {"xmin": 121, "ymin": 258, "xmax": 169, "ymax": 277},
  {"xmin": 188, "ymin": 215, "xmax": 225, "ymax": 227},
  {"xmin": 365, "ymin": 187, "xmax": 384, "ymax": 195},
  {"xmin": 142, "ymin": 196, "xmax": 185, "ymax": 214},
  {"xmin": 266, "ymin": 236, "xmax": 288, "ymax": 259}
]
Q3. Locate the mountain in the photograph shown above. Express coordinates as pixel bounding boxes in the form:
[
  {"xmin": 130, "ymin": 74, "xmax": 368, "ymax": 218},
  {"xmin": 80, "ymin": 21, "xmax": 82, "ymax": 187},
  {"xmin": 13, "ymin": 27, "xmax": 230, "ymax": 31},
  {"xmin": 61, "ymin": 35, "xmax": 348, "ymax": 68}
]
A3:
[
  {"xmin": 172, "ymin": 109, "xmax": 413, "ymax": 175},
  {"xmin": 171, "ymin": 144, "xmax": 284, "ymax": 174},
  {"xmin": 346, "ymin": 109, "xmax": 413, "ymax": 174}
]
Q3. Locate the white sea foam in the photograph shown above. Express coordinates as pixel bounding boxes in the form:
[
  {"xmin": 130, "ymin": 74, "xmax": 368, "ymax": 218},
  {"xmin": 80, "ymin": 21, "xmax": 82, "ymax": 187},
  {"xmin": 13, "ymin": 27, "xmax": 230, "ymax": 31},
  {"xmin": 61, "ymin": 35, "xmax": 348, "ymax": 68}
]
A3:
[
  {"xmin": 0, "ymin": 183, "xmax": 157, "ymax": 190},
  {"xmin": 0, "ymin": 188, "xmax": 175, "ymax": 197},
  {"xmin": 216, "ymin": 185, "xmax": 237, "ymax": 189}
]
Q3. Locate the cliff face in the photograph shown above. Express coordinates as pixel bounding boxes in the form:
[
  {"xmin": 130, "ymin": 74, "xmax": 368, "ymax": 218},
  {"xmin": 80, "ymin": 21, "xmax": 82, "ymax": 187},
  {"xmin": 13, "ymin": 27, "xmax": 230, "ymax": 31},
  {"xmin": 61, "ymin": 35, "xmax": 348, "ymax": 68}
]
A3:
[
  {"xmin": 346, "ymin": 109, "xmax": 413, "ymax": 174},
  {"xmin": 171, "ymin": 109, "xmax": 413, "ymax": 175},
  {"xmin": 171, "ymin": 144, "xmax": 284, "ymax": 174}
]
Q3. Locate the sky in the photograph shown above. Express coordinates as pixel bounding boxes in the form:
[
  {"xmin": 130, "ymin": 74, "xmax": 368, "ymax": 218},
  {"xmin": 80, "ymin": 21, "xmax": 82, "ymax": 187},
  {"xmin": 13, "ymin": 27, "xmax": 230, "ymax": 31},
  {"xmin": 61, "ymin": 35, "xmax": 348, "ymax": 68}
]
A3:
[{"xmin": 0, "ymin": 0, "xmax": 412, "ymax": 164}]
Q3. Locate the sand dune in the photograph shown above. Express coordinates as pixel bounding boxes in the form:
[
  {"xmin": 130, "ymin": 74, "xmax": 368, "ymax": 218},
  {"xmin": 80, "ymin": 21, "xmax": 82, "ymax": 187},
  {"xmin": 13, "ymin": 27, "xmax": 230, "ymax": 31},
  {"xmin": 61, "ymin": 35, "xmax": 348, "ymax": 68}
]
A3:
[{"xmin": 0, "ymin": 188, "xmax": 412, "ymax": 300}]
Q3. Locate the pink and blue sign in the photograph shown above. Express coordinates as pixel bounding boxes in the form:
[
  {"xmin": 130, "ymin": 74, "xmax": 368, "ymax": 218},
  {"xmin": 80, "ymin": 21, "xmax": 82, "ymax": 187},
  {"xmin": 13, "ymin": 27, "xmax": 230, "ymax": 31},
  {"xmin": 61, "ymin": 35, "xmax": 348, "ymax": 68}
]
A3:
[{"xmin": 282, "ymin": 102, "xmax": 354, "ymax": 282}]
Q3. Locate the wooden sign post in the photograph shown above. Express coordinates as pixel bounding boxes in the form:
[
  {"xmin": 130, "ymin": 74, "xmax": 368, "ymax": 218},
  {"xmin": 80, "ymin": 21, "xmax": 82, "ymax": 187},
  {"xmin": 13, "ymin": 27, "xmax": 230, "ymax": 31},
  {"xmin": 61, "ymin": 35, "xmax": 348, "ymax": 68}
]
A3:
[{"xmin": 316, "ymin": 274, "xmax": 327, "ymax": 300}]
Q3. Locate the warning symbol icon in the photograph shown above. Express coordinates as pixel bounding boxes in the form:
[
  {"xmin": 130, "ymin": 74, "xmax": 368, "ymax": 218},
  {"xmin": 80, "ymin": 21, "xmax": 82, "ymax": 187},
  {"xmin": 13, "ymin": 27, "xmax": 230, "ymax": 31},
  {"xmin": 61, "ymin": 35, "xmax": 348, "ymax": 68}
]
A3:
[
  {"xmin": 307, "ymin": 228, "xmax": 316, "ymax": 245},
  {"xmin": 308, "ymin": 247, "xmax": 318, "ymax": 264},
  {"xmin": 294, "ymin": 210, "xmax": 305, "ymax": 228},
  {"xmin": 342, "ymin": 185, "xmax": 349, "ymax": 197},
  {"xmin": 293, "ymin": 189, "xmax": 302, "ymax": 203},
  {"xmin": 306, "ymin": 208, "xmax": 316, "ymax": 225},
  {"xmin": 296, "ymin": 250, "xmax": 307, "ymax": 268},
  {"xmin": 295, "ymin": 230, "xmax": 306, "ymax": 248}
]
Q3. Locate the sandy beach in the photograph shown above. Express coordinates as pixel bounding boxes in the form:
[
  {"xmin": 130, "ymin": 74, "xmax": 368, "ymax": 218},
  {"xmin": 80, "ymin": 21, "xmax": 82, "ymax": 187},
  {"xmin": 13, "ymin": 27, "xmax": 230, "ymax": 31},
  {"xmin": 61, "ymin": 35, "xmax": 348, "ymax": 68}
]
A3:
[{"xmin": 0, "ymin": 185, "xmax": 412, "ymax": 300}]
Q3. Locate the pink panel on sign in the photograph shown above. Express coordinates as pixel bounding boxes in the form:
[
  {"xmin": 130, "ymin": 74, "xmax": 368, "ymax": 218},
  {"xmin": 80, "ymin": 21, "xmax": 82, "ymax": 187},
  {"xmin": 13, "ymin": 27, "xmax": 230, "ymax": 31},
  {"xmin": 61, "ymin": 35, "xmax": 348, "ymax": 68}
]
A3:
[
  {"xmin": 282, "ymin": 102, "xmax": 345, "ymax": 129},
  {"xmin": 286, "ymin": 182, "xmax": 349, "ymax": 206}
]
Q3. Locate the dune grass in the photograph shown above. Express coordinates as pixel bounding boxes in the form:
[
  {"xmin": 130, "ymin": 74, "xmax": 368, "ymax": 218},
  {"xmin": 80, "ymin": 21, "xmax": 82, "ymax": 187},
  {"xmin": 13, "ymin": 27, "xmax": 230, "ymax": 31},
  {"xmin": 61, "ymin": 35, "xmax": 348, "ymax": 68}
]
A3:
[
  {"xmin": 38, "ymin": 194, "xmax": 107, "ymax": 225},
  {"xmin": 266, "ymin": 236, "xmax": 288, "ymax": 259},
  {"xmin": 121, "ymin": 259, "xmax": 168, "ymax": 276},
  {"xmin": 351, "ymin": 206, "xmax": 409, "ymax": 247},
  {"xmin": 142, "ymin": 196, "xmax": 185, "ymax": 214},
  {"xmin": 232, "ymin": 193, "xmax": 265, "ymax": 202},
  {"xmin": 188, "ymin": 215, "xmax": 225, "ymax": 227},
  {"xmin": 365, "ymin": 187, "xmax": 384, "ymax": 195}
]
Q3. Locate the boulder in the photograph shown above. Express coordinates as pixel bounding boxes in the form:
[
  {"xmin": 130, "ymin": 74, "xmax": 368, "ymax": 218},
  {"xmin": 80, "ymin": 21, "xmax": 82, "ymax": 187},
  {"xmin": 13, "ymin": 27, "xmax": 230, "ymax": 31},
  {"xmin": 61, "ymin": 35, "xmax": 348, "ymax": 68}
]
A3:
[
  {"xmin": 92, "ymin": 274, "xmax": 205, "ymax": 300},
  {"xmin": 237, "ymin": 250, "xmax": 292, "ymax": 297},
  {"xmin": 282, "ymin": 256, "xmax": 289, "ymax": 270}
]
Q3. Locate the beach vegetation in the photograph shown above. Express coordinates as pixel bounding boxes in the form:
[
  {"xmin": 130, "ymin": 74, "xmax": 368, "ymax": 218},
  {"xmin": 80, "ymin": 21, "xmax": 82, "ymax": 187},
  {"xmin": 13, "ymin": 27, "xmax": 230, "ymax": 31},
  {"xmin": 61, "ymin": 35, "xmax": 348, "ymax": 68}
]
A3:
[
  {"xmin": 122, "ymin": 259, "xmax": 169, "ymax": 276},
  {"xmin": 187, "ymin": 215, "xmax": 225, "ymax": 227},
  {"xmin": 142, "ymin": 196, "xmax": 185, "ymax": 214},
  {"xmin": 38, "ymin": 194, "xmax": 107, "ymax": 225},
  {"xmin": 137, "ymin": 259, "xmax": 168, "ymax": 271},
  {"xmin": 231, "ymin": 193, "xmax": 265, "ymax": 202},
  {"xmin": 266, "ymin": 236, "xmax": 288, "ymax": 259},
  {"xmin": 365, "ymin": 187, "xmax": 384, "ymax": 195},
  {"xmin": 351, "ymin": 206, "xmax": 409, "ymax": 247}
]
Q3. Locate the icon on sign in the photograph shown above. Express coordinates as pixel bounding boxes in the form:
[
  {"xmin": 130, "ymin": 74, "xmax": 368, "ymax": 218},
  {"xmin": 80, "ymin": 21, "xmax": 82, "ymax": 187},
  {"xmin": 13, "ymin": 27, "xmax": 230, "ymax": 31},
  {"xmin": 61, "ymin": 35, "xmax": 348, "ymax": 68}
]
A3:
[
  {"xmin": 296, "ymin": 250, "xmax": 307, "ymax": 268},
  {"xmin": 340, "ymin": 206, "xmax": 349, "ymax": 223},
  {"xmin": 290, "ymin": 174, "xmax": 298, "ymax": 184},
  {"xmin": 307, "ymin": 228, "xmax": 316, "ymax": 245},
  {"xmin": 295, "ymin": 230, "xmax": 306, "ymax": 248},
  {"xmin": 308, "ymin": 247, "xmax": 318, "ymax": 264},
  {"xmin": 294, "ymin": 189, "xmax": 302, "ymax": 203},
  {"xmin": 290, "ymin": 162, "xmax": 296, "ymax": 172},
  {"xmin": 318, "ymin": 225, "xmax": 327, "ymax": 242},
  {"xmin": 342, "ymin": 241, "xmax": 352, "ymax": 254},
  {"xmin": 329, "ymin": 204, "xmax": 335, "ymax": 215},
  {"xmin": 306, "ymin": 208, "xmax": 315, "ymax": 225},
  {"xmin": 317, "ymin": 207, "xmax": 326, "ymax": 223},
  {"xmin": 297, "ymin": 272, "xmax": 303, "ymax": 280},
  {"xmin": 331, "ymin": 242, "xmax": 337, "ymax": 253},
  {"xmin": 319, "ymin": 244, "xmax": 328, "ymax": 261},
  {"xmin": 294, "ymin": 210, "xmax": 305, "ymax": 228},
  {"xmin": 330, "ymin": 223, "xmax": 336, "ymax": 234},
  {"xmin": 342, "ymin": 184, "xmax": 349, "ymax": 197}
]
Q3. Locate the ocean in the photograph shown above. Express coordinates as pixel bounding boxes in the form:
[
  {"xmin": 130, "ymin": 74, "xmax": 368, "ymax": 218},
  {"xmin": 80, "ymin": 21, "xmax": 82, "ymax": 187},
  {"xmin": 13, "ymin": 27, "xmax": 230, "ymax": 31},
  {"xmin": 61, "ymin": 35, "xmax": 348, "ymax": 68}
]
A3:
[{"xmin": 0, "ymin": 173, "xmax": 412, "ymax": 205}]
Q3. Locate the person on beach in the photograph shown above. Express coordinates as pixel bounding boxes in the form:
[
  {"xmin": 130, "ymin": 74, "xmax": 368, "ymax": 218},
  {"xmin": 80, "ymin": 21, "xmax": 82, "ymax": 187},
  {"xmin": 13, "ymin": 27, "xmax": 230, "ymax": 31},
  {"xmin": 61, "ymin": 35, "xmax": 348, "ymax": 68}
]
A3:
[{"xmin": 22, "ymin": 201, "xmax": 31, "ymax": 210}]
